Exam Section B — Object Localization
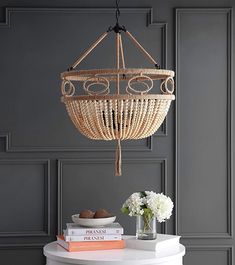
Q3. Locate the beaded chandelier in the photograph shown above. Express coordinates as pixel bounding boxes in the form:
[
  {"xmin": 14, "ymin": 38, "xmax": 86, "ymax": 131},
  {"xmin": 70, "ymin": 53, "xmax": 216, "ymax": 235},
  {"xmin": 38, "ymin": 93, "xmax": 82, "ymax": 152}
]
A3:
[{"xmin": 60, "ymin": 3, "xmax": 175, "ymax": 176}]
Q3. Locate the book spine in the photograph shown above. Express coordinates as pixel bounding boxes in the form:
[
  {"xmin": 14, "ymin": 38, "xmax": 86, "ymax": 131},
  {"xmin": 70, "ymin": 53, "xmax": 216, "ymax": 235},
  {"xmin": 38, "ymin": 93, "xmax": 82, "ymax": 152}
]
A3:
[
  {"xmin": 68, "ymin": 241, "xmax": 125, "ymax": 252},
  {"xmin": 66, "ymin": 227, "xmax": 123, "ymax": 236},
  {"xmin": 64, "ymin": 234, "xmax": 122, "ymax": 242},
  {"xmin": 57, "ymin": 236, "xmax": 69, "ymax": 249}
]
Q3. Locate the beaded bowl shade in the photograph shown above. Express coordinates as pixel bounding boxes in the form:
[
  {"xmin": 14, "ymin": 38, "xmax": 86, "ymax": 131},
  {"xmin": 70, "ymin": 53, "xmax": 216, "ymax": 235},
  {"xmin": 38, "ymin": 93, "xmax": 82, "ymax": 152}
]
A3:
[{"xmin": 60, "ymin": 16, "xmax": 175, "ymax": 176}]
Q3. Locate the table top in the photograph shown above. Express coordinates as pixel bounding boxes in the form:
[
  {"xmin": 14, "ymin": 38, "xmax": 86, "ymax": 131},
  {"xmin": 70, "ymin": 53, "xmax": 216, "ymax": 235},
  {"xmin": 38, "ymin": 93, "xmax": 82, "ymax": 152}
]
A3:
[{"xmin": 44, "ymin": 241, "xmax": 185, "ymax": 265}]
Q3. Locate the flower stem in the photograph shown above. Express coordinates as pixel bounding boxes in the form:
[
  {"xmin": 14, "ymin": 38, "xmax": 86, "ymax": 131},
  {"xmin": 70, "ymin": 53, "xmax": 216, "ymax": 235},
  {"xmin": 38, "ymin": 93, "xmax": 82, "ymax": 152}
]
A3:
[{"xmin": 143, "ymin": 214, "xmax": 152, "ymax": 232}]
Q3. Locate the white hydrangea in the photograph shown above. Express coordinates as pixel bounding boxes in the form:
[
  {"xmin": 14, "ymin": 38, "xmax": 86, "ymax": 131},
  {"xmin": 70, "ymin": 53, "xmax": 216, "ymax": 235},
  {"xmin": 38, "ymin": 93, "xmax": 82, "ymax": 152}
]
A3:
[
  {"xmin": 145, "ymin": 191, "xmax": 174, "ymax": 222},
  {"xmin": 122, "ymin": 192, "xmax": 144, "ymax": 216},
  {"xmin": 121, "ymin": 191, "xmax": 174, "ymax": 223}
]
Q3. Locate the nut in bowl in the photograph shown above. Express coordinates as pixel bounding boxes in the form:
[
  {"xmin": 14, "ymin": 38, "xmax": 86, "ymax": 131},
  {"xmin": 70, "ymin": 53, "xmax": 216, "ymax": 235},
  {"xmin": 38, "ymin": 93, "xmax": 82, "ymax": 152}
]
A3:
[{"xmin": 72, "ymin": 209, "xmax": 116, "ymax": 227}]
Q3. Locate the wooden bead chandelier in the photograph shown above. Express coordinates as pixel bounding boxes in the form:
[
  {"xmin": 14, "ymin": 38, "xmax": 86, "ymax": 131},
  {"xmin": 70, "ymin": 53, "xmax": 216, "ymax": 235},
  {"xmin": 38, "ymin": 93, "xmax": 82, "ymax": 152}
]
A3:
[{"xmin": 61, "ymin": 4, "xmax": 175, "ymax": 176}]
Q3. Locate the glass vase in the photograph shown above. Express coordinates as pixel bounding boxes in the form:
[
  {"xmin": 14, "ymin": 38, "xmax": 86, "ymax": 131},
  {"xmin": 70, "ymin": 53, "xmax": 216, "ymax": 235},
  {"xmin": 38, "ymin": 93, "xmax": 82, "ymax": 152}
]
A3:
[{"xmin": 136, "ymin": 215, "xmax": 157, "ymax": 240}]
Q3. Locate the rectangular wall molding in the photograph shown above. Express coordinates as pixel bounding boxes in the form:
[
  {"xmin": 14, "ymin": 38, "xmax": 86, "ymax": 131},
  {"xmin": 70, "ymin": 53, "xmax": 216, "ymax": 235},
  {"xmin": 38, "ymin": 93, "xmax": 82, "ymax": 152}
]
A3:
[
  {"xmin": 0, "ymin": 243, "xmax": 44, "ymax": 249},
  {"xmin": 57, "ymin": 158, "xmax": 167, "ymax": 234},
  {"xmin": 0, "ymin": 131, "xmax": 153, "ymax": 153},
  {"xmin": 0, "ymin": 243, "xmax": 45, "ymax": 265},
  {"xmin": 185, "ymin": 245, "xmax": 233, "ymax": 265},
  {"xmin": 175, "ymin": 8, "xmax": 233, "ymax": 239},
  {"xmin": 0, "ymin": 7, "xmax": 167, "ymax": 153},
  {"xmin": 0, "ymin": 159, "xmax": 50, "ymax": 237}
]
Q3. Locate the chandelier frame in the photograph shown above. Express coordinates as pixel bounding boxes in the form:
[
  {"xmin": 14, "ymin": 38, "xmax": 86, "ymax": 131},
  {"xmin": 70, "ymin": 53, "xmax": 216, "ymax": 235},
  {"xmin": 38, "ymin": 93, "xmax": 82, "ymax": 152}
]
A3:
[{"xmin": 60, "ymin": 9, "xmax": 175, "ymax": 176}]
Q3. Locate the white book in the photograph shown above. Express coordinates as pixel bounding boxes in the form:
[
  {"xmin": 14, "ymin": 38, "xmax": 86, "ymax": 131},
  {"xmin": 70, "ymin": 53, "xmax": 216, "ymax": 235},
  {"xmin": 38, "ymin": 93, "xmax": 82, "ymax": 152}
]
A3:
[
  {"xmin": 123, "ymin": 234, "xmax": 181, "ymax": 251},
  {"xmin": 65, "ymin": 222, "xmax": 124, "ymax": 236},
  {"xmin": 63, "ymin": 234, "xmax": 122, "ymax": 242}
]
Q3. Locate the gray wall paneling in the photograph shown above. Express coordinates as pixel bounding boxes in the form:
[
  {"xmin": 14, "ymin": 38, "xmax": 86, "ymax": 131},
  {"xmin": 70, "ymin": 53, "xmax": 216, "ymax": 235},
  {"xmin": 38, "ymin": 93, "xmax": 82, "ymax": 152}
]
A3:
[
  {"xmin": 0, "ymin": 6, "xmax": 171, "ymax": 264},
  {"xmin": 0, "ymin": 244, "xmax": 45, "ymax": 265},
  {"xmin": 57, "ymin": 158, "xmax": 167, "ymax": 235},
  {"xmin": 0, "ymin": 2, "xmax": 234, "ymax": 265},
  {"xmin": 175, "ymin": 8, "xmax": 233, "ymax": 238},
  {"xmin": 0, "ymin": 7, "xmax": 166, "ymax": 153},
  {"xmin": 184, "ymin": 246, "xmax": 233, "ymax": 265},
  {"xmin": 175, "ymin": 7, "xmax": 234, "ymax": 265},
  {"xmin": 0, "ymin": 159, "xmax": 50, "ymax": 237}
]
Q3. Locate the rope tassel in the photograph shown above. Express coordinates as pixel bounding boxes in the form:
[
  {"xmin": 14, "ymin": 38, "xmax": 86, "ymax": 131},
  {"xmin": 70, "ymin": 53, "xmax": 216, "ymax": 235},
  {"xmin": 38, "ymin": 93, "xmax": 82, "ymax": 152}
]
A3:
[{"xmin": 115, "ymin": 139, "xmax": 122, "ymax": 176}]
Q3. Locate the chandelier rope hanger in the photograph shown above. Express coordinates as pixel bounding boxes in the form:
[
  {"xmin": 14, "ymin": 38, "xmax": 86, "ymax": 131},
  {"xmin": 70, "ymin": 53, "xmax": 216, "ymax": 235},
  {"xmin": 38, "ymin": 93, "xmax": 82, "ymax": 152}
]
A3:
[{"xmin": 60, "ymin": 1, "xmax": 175, "ymax": 176}]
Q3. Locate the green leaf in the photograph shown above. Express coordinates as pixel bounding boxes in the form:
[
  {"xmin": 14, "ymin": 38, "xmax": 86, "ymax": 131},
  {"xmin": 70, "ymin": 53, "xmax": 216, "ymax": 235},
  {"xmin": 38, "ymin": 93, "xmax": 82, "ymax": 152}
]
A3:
[
  {"xmin": 121, "ymin": 207, "xmax": 129, "ymax": 215},
  {"xmin": 139, "ymin": 191, "xmax": 146, "ymax": 198}
]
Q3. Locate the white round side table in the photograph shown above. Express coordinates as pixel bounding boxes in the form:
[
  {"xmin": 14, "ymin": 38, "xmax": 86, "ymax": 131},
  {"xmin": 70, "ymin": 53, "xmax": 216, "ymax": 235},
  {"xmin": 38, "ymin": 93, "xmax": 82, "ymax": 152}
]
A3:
[{"xmin": 44, "ymin": 241, "xmax": 185, "ymax": 265}]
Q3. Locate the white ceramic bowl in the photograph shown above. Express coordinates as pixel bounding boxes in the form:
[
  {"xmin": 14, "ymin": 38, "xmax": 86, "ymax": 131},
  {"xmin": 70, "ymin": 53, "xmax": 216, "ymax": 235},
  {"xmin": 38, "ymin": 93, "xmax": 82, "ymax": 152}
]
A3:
[{"xmin": 71, "ymin": 214, "xmax": 116, "ymax": 227}]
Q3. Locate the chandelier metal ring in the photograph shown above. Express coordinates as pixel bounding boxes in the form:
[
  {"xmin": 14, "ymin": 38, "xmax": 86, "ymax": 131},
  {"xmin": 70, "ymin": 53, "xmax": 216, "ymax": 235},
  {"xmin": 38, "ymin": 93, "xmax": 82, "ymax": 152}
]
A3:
[
  {"xmin": 61, "ymin": 93, "xmax": 175, "ymax": 102},
  {"xmin": 61, "ymin": 68, "xmax": 174, "ymax": 82}
]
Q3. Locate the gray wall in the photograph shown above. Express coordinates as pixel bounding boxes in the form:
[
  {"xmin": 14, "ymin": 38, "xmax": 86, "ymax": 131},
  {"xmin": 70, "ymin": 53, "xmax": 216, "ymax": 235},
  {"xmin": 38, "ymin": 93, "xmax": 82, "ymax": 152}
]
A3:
[{"xmin": 0, "ymin": 1, "xmax": 234, "ymax": 265}]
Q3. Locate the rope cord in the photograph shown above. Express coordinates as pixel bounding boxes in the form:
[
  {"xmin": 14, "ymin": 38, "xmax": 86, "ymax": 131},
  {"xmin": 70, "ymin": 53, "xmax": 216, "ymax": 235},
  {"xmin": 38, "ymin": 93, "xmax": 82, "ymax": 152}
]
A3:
[
  {"xmin": 119, "ymin": 34, "xmax": 126, "ymax": 68},
  {"xmin": 115, "ymin": 139, "xmax": 122, "ymax": 176},
  {"xmin": 70, "ymin": 32, "xmax": 109, "ymax": 69},
  {"xmin": 125, "ymin": 31, "xmax": 160, "ymax": 68},
  {"xmin": 116, "ymin": 33, "xmax": 120, "ymax": 94}
]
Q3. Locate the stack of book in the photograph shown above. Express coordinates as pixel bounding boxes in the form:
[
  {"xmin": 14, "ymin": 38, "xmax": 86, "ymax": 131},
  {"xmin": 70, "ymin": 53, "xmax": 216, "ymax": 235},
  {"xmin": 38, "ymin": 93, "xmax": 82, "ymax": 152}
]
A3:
[{"xmin": 57, "ymin": 223, "xmax": 125, "ymax": 252}]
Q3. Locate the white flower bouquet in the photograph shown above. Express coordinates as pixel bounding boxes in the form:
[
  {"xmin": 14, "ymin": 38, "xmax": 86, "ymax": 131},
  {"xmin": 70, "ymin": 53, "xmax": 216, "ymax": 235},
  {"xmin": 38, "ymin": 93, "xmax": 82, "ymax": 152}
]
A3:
[
  {"xmin": 121, "ymin": 191, "xmax": 173, "ymax": 239},
  {"xmin": 121, "ymin": 191, "xmax": 173, "ymax": 222}
]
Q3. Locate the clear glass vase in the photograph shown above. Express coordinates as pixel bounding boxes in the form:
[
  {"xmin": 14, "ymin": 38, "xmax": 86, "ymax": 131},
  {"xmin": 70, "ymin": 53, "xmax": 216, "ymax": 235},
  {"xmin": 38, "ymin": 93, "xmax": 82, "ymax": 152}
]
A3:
[{"xmin": 136, "ymin": 215, "xmax": 157, "ymax": 240}]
